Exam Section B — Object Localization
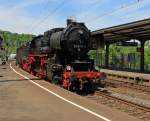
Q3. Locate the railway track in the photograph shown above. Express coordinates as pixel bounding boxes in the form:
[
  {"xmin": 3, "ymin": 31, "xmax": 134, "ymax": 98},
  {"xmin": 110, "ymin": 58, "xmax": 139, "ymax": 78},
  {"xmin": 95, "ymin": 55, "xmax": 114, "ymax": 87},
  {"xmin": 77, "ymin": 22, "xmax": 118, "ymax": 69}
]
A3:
[
  {"xmin": 106, "ymin": 78, "xmax": 150, "ymax": 93},
  {"xmin": 87, "ymin": 91, "xmax": 150, "ymax": 121}
]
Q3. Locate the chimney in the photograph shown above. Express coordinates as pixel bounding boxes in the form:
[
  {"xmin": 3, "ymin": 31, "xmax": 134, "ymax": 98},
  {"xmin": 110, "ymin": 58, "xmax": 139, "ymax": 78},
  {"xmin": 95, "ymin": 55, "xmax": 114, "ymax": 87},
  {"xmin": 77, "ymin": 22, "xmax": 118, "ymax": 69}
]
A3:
[{"xmin": 67, "ymin": 19, "xmax": 73, "ymax": 25}]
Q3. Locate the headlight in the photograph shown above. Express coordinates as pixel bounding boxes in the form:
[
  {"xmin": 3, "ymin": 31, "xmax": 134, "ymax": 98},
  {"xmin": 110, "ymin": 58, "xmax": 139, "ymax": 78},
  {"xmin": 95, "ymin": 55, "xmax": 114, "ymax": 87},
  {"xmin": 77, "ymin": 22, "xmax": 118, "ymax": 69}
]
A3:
[{"xmin": 95, "ymin": 66, "xmax": 99, "ymax": 71}]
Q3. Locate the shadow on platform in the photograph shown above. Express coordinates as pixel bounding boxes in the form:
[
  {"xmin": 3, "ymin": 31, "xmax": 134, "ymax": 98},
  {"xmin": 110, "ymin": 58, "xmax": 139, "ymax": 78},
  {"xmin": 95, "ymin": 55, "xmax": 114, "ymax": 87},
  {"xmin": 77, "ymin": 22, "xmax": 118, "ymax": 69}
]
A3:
[{"xmin": 0, "ymin": 78, "xmax": 42, "ymax": 83}]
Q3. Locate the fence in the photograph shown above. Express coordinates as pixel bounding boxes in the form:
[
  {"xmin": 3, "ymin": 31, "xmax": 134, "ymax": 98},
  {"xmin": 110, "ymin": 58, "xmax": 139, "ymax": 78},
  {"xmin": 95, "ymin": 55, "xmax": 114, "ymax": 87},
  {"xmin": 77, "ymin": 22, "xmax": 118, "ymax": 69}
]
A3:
[{"xmin": 94, "ymin": 52, "xmax": 150, "ymax": 73}]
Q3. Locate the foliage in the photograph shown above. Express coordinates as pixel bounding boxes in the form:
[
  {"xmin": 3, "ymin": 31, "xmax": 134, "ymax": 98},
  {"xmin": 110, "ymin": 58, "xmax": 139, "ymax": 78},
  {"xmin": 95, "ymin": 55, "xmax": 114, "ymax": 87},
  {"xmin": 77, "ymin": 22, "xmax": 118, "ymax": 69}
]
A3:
[
  {"xmin": 0, "ymin": 31, "xmax": 34, "ymax": 58},
  {"xmin": 89, "ymin": 41, "xmax": 150, "ymax": 71}
]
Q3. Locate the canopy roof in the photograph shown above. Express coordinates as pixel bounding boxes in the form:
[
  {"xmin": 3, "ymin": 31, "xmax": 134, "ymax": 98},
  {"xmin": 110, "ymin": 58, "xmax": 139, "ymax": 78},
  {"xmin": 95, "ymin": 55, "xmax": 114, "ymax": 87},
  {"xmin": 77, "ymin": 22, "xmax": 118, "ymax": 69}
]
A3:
[{"xmin": 92, "ymin": 18, "xmax": 150, "ymax": 43}]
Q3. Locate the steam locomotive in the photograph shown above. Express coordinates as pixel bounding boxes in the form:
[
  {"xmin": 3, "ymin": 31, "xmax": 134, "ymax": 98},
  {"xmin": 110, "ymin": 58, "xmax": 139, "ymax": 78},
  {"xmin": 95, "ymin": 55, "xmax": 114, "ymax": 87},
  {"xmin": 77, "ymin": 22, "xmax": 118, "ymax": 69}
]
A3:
[{"xmin": 16, "ymin": 19, "xmax": 106, "ymax": 92}]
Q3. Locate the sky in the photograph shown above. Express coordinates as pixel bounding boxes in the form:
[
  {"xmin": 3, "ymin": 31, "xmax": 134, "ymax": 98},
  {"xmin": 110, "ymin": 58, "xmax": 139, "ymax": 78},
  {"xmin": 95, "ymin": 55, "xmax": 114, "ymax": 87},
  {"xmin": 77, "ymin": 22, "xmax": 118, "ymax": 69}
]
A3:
[{"xmin": 0, "ymin": 0, "xmax": 149, "ymax": 35}]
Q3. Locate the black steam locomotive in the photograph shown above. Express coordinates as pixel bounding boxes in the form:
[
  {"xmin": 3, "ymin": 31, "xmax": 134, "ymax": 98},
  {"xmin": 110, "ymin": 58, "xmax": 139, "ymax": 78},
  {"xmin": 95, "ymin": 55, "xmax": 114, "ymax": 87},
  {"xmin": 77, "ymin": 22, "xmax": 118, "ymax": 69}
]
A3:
[{"xmin": 16, "ymin": 19, "xmax": 106, "ymax": 92}]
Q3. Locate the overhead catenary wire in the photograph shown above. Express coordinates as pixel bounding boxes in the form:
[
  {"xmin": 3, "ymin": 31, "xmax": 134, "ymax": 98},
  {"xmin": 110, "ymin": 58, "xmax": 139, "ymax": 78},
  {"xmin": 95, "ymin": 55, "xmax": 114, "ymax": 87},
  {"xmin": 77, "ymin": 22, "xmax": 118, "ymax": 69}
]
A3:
[
  {"xmin": 29, "ymin": 0, "xmax": 145, "ymax": 33},
  {"xmin": 30, "ymin": 0, "xmax": 105, "ymax": 33},
  {"xmin": 30, "ymin": 0, "xmax": 66, "ymax": 33},
  {"xmin": 28, "ymin": 0, "xmax": 51, "ymax": 31},
  {"xmin": 77, "ymin": 0, "xmax": 105, "ymax": 20},
  {"xmin": 87, "ymin": 0, "xmax": 146, "ymax": 25},
  {"xmin": 39, "ymin": 0, "xmax": 54, "ymax": 16}
]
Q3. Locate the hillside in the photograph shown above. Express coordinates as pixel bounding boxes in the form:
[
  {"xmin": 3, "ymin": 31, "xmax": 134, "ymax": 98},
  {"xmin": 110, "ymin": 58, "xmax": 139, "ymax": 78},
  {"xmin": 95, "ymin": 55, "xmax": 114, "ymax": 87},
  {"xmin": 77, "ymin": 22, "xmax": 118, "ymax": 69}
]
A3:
[{"xmin": 0, "ymin": 31, "xmax": 34, "ymax": 57}]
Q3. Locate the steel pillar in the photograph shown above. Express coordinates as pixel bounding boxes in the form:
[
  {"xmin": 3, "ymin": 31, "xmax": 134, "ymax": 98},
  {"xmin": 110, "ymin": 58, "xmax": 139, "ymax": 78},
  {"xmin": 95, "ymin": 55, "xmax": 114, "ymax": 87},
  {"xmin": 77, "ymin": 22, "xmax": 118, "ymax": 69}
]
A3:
[
  {"xmin": 140, "ymin": 40, "xmax": 145, "ymax": 72},
  {"xmin": 105, "ymin": 43, "xmax": 110, "ymax": 68}
]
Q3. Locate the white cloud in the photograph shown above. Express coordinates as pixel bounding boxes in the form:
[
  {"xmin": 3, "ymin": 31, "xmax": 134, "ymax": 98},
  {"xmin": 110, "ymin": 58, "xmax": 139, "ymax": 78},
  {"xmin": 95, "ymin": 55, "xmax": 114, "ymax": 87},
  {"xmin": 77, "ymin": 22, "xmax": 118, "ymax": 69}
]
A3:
[{"xmin": 0, "ymin": 0, "xmax": 63, "ymax": 34}]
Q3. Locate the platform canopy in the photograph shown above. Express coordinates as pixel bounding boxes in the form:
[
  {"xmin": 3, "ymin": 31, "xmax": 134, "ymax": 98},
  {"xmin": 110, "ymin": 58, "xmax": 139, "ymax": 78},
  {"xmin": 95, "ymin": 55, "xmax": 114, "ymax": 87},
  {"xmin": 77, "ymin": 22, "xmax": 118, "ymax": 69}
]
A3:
[{"xmin": 92, "ymin": 18, "xmax": 150, "ymax": 43}]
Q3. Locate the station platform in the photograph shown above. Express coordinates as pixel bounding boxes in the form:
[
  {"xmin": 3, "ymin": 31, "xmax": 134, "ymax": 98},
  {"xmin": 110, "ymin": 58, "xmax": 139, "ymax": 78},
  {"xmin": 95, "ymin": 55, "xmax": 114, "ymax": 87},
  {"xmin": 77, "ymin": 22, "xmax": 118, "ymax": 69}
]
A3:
[
  {"xmin": 101, "ymin": 69, "xmax": 150, "ymax": 83},
  {"xmin": 0, "ymin": 63, "xmax": 144, "ymax": 121}
]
